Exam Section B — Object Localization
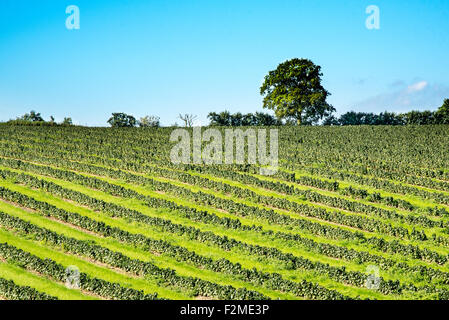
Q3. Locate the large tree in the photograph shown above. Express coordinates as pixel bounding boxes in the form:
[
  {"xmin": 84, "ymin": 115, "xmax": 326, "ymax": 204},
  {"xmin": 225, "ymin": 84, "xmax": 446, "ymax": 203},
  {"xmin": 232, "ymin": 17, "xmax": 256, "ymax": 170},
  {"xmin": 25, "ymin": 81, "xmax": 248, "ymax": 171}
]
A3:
[{"xmin": 260, "ymin": 58, "xmax": 335, "ymax": 125}]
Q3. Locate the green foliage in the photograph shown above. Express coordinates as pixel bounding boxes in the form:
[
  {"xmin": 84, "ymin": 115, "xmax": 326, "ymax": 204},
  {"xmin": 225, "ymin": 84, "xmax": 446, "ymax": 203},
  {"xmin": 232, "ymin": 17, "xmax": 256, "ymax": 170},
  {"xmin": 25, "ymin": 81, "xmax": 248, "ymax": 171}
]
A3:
[
  {"xmin": 0, "ymin": 240, "xmax": 160, "ymax": 300},
  {"xmin": 62, "ymin": 117, "xmax": 73, "ymax": 125},
  {"xmin": 4, "ymin": 120, "xmax": 58, "ymax": 126},
  {"xmin": 107, "ymin": 113, "xmax": 137, "ymax": 127},
  {"xmin": 435, "ymin": 99, "xmax": 449, "ymax": 124},
  {"xmin": 0, "ymin": 157, "xmax": 446, "ymax": 296},
  {"xmin": 336, "ymin": 111, "xmax": 404, "ymax": 126},
  {"xmin": 208, "ymin": 111, "xmax": 281, "ymax": 126},
  {"xmin": 326, "ymin": 100, "xmax": 449, "ymax": 126},
  {"xmin": 18, "ymin": 110, "xmax": 44, "ymax": 122},
  {"xmin": 260, "ymin": 58, "xmax": 335, "ymax": 125},
  {"xmin": 0, "ymin": 277, "xmax": 57, "ymax": 300},
  {"xmin": 1, "ymin": 125, "xmax": 449, "ymax": 299},
  {"xmin": 3, "ymin": 111, "xmax": 74, "ymax": 127},
  {"xmin": 138, "ymin": 115, "xmax": 160, "ymax": 127},
  {"xmin": 402, "ymin": 110, "xmax": 435, "ymax": 125}
]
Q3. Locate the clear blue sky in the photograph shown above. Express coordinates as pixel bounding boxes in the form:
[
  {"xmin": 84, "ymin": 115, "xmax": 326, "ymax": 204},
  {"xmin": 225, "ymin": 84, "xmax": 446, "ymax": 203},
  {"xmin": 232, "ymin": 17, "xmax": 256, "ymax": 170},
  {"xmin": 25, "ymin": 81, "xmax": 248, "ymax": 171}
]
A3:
[{"xmin": 1, "ymin": 0, "xmax": 449, "ymax": 126}]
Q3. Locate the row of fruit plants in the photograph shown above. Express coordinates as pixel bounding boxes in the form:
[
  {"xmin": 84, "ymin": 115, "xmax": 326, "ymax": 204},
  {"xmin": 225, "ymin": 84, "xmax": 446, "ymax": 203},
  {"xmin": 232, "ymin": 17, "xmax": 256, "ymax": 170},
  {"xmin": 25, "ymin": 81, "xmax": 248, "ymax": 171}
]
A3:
[
  {"xmin": 0, "ymin": 210, "xmax": 269, "ymax": 300},
  {"xmin": 0, "ymin": 277, "xmax": 58, "ymax": 300},
  {"xmin": 2, "ymin": 141, "xmax": 445, "ymax": 224},
  {"xmin": 1, "ymin": 168, "xmax": 447, "ymax": 296},
  {"xmin": 1, "ymin": 158, "xmax": 447, "ymax": 268},
  {"xmin": 0, "ymin": 156, "xmax": 441, "ymax": 250},
  {"xmin": 0, "ymin": 202, "xmax": 350, "ymax": 300},
  {"xmin": 0, "ymin": 241, "xmax": 160, "ymax": 300}
]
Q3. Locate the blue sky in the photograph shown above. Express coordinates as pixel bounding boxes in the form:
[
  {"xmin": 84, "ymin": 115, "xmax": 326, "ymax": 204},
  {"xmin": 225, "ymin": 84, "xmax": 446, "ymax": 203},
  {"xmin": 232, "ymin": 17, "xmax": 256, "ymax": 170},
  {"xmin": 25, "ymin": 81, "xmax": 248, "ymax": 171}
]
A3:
[{"xmin": 1, "ymin": 0, "xmax": 449, "ymax": 126}]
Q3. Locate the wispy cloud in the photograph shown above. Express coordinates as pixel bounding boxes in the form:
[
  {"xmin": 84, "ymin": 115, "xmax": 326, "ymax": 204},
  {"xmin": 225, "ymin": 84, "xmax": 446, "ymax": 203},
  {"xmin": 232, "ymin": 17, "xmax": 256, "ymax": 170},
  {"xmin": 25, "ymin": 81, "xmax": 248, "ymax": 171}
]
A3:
[
  {"xmin": 354, "ymin": 81, "xmax": 449, "ymax": 113},
  {"xmin": 407, "ymin": 81, "xmax": 428, "ymax": 93}
]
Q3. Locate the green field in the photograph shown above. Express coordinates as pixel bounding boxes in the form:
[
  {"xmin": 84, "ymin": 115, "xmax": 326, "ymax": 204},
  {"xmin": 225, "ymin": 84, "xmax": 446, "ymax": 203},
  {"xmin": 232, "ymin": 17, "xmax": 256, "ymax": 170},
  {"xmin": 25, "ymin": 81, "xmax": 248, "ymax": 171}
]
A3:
[{"xmin": 0, "ymin": 124, "xmax": 449, "ymax": 300}]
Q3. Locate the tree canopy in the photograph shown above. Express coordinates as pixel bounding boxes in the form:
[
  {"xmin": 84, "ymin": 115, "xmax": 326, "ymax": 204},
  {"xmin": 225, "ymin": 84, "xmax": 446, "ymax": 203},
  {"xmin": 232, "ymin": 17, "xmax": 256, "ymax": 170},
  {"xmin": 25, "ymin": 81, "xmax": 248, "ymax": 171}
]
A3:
[
  {"xmin": 436, "ymin": 99, "xmax": 449, "ymax": 124},
  {"xmin": 19, "ymin": 110, "xmax": 44, "ymax": 122},
  {"xmin": 62, "ymin": 117, "xmax": 73, "ymax": 125},
  {"xmin": 138, "ymin": 115, "xmax": 160, "ymax": 127},
  {"xmin": 260, "ymin": 58, "xmax": 335, "ymax": 125},
  {"xmin": 107, "ymin": 113, "xmax": 137, "ymax": 127},
  {"xmin": 322, "ymin": 107, "xmax": 449, "ymax": 126},
  {"xmin": 208, "ymin": 111, "xmax": 281, "ymax": 126}
]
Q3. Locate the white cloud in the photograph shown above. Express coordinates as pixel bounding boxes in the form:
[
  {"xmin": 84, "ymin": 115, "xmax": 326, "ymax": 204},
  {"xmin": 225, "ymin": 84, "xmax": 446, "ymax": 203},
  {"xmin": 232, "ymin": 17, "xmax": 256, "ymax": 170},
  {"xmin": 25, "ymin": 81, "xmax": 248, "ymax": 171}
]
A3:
[{"xmin": 407, "ymin": 81, "xmax": 428, "ymax": 93}]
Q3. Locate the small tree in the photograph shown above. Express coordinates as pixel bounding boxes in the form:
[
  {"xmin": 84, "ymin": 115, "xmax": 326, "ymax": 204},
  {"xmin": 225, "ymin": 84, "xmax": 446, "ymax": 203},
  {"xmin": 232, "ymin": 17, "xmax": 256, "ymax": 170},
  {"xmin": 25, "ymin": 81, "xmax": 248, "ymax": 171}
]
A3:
[
  {"xmin": 62, "ymin": 117, "xmax": 73, "ymax": 125},
  {"xmin": 29, "ymin": 110, "xmax": 44, "ymax": 122},
  {"xmin": 208, "ymin": 111, "xmax": 231, "ymax": 126},
  {"xmin": 178, "ymin": 114, "xmax": 198, "ymax": 127},
  {"xmin": 138, "ymin": 115, "xmax": 160, "ymax": 127},
  {"xmin": 260, "ymin": 58, "xmax": 335, "ymax": 125},
  {"xmin": 19, "ymin": 110, "xmax": 44, "ymax": 122},
  {"xmin": 322, "ymin": 115, "xmax": 340, "ymax": 126},
  {"xmin": 436, "ymin": 99, "xmax": 449, "ymax": 124},
  {"xmin": 107, "ymin": 113, "xmax": 137, "ymax": 127}
]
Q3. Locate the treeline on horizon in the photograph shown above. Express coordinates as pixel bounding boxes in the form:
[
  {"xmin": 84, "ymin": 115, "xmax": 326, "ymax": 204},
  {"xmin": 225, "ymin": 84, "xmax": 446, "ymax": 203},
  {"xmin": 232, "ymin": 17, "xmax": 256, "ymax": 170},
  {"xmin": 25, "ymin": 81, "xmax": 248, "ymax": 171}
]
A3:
[
  {"xmin": 1, "ymin": 110, "xmax": 74, "ymax": 127},
  {"xmin": 3, "ymin": 58, "xmax": 449, "ymax": 128},
  {"xmin": 323, "ymin": 104, "xmax": 449, "ymax": 126},
  {"xmin": 4, "ymin": 98, "xmax": 449, "ymax": 128},
  {"xmin": 207, "ymin": 101, "xmax": 449, "ymax": 126}
]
